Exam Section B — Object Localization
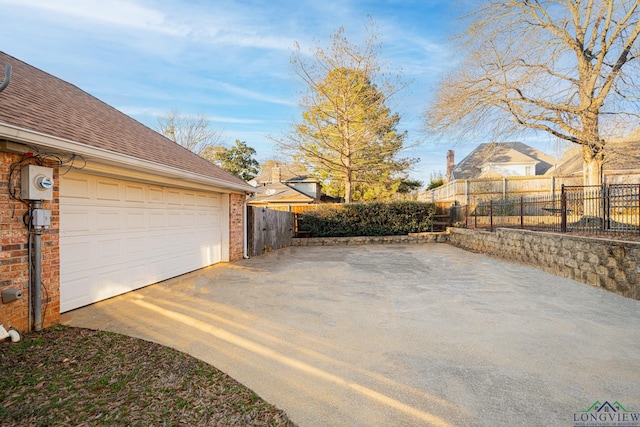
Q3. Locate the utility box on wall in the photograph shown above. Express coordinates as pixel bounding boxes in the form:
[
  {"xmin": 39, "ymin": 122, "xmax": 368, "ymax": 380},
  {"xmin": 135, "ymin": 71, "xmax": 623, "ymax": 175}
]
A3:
[{"xmin": 21, "ymin": 165, "xmax": 54, "ymax": 201}]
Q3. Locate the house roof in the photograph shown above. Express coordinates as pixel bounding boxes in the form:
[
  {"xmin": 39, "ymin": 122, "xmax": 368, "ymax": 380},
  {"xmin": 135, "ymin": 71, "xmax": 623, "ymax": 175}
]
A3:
[
  {"xmin": 246, "ymin": 182, "xmax": 315, "ymax": 204},
  {"xmin": 251, "ymin": 163, "xmax": 315, "ymax": 186},
  {"xmin": 0, "ymin": 51, "xmax": 251, "ymax": 191},
  {"xmin": 480, "ymin": 148, "xmax": 539, "ymax": 165},
  {"xmin": 453, "ymin": 142, "xmax": 555, "ymax": 179},
  {"xmin": 549, "ymin": 139, "xmax": 640, "ymax": 176}
]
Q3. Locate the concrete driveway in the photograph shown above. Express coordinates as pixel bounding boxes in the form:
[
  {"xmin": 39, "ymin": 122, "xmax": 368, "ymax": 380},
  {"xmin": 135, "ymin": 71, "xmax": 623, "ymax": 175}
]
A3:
[{"xmin": 61, "ymin": 244, "xmax": 640, "ymax": 427}]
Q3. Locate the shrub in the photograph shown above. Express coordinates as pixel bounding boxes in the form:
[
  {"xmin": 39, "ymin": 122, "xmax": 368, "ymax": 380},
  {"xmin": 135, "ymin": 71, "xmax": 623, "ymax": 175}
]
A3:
[{"xmin": 298, "ymin": 201, "xmax": 435, "ymax": 237}]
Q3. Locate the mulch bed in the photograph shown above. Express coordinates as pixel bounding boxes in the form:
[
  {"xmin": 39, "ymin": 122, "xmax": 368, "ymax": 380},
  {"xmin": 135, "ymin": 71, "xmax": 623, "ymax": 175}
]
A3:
[{"xmin": 0, "ymin": 325, "xmax": 296, "ymax": 426}]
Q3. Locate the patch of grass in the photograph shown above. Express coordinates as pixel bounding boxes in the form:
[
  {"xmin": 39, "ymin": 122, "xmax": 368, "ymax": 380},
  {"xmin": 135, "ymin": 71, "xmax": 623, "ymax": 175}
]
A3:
[{"xmin": 0, "ymin": 326, "xmax": 296, "ymax": 426}]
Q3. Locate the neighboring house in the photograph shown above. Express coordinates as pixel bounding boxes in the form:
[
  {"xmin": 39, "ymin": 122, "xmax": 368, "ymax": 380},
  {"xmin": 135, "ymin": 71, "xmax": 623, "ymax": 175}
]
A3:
[
  {"xmin": 0, "ymin": 51, "xmax": 255, "ymax": 331},
  {"xmin": 449, "ymin": 142, "xmax": 556, "ymax": 180},
  {"xmin": 424, "ymin": 142, "xmax": 561, "ymax": 204},
  {"xmin": 425, "ymin": 140, "xmax": 640, "ymax": 205},
  {"xmin": 548, "ymin": 138, "xmax": 640, "ymax": 184},
  {"xmin": 247, "ymin": 165, "xmax": 336, "ymax": 210}
]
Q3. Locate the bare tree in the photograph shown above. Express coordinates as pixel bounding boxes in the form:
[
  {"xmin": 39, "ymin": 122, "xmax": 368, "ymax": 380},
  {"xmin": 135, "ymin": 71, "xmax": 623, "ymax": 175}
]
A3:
[
  {"xmin": 425, "ymin": 0, "xmax": 640, "ymax": 187},
  {"xmin": 275, "ymin": 22, "xmax": 414, "ymax": 203},
  {"xmin": 155, "ymin": 110, "xmax": 226, "ymax": 155}
]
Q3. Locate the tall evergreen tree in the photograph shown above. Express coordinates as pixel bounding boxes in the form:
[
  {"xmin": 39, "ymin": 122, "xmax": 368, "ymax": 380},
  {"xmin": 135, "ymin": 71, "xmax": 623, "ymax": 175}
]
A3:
[{"xmin": 277, "ymin": 23, "xmax": 414, "ymax": 203}]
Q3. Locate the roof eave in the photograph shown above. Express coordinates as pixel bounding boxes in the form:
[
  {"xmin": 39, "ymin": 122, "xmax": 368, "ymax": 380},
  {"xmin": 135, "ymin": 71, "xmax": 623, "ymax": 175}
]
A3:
[{"xmin": 0, "ymin": 122, "xmax": 255, "ymax": 193}]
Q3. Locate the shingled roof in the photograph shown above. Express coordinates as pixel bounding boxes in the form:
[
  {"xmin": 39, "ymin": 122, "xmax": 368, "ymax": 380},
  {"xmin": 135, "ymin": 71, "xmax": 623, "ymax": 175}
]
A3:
[
  {"xmin": 452, "ymin": 142, "xmax": 555, "ymax": 179},
  {"xmin": 0, "ymin": 51, "xmax": 249, "ymax": 189},
  {"xmin": 246, "ymin": 182, "xmax": 315, "ymax": 205},
  {"xmin": 549, "ymin": 139, "xmax": 640, "ymax": 176}
]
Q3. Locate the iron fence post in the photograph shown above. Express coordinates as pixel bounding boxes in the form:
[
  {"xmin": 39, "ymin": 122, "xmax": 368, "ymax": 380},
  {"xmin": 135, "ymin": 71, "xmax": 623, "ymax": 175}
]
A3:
[
  {"xmin": 602, "ymin": 183, "xmax": 608, "ymax": 231},
  {"xmin": 490, "ymin": 200, "xmax": 494, "ymax": 232},
  {"xmin": 520, "ymin": 197, "xmax": 524, "ymax": 229},
  {"xmin": 465, "ymin": 204, "xmax": 469, "ymax": 228},
  {"xmin": 561, "ymin": 184, "xmax": 567, "ymax": 233},
  {"xmin": 474, "ymin": 203, "xmax": 477, "ymax": 229}
]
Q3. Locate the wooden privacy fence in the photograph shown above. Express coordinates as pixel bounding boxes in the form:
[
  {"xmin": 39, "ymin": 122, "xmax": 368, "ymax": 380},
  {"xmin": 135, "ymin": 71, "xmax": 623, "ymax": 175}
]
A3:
[
  {"xmin": 247, "ymin": 206, "xmax": 295, "ymax": 257},
  {"xmin": 422, "ymin": 172, "xmax": 640, "ymax": 205},
  {"xmin": 262, "ymin": 203, "xmax": 343, "ymax": 214},
  {"xmin": 421, "ymin": 175, "xmax": 583, "ymax": 205}
]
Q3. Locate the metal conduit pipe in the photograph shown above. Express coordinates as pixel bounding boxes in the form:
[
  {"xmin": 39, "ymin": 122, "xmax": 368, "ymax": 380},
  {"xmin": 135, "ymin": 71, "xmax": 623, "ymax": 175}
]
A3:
[
  {"xmin": 0, "ymin": 64, "xmax": 11, "ymax": 93},
  {"xmin": 32, "ymin": 201, "xmax": 43, "ymax": 331}
]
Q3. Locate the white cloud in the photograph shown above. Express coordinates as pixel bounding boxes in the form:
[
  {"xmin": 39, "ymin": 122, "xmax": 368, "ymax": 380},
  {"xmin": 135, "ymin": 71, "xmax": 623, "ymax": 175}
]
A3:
[
  {"xmin": 119, "ymin": 106, "xmax": 266, "ymax": 124},
  {"xmin": 207, "ymin": 79, "xmax": 296, "ymax": 106},
  {"xmin": 0, "ymin": 0, "xmax": 300, "ymax": 51},
  {"xmin": 0, "ymin": 0, "xmax": 187, "ymax": 36}
]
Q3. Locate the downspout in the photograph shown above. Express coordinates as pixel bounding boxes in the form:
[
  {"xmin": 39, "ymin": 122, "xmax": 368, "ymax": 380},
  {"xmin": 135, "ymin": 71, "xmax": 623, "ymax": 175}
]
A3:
[
  {"xmin": 0, "ymin": 64, "xmax": 11, "ymax": 93},
  {"xmin": 243, "ymin": 194, "xmax": 249, "ymax": 259}
]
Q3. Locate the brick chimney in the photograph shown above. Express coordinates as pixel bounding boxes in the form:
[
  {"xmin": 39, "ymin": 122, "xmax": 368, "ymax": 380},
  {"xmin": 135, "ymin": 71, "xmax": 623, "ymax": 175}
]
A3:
[
  {"xmin": 446, "ymin": 150, "xmax": 455, "ymax": 182},
  {"xmin": 272, "ymin": 166, "xmax": 282, "ymax": 183}
]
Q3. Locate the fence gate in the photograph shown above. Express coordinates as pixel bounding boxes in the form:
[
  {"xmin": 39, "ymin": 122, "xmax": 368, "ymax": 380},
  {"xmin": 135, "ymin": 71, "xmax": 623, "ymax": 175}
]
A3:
[{"xmin": 247, "ymin": 206, "xmax": 295, "ymax": 257}]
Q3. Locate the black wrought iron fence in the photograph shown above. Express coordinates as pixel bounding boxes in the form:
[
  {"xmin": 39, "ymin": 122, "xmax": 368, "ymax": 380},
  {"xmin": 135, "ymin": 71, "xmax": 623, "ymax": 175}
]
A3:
[{"xmin": 450, "ymin": 184, "xmax": 640, "ymax": 237}]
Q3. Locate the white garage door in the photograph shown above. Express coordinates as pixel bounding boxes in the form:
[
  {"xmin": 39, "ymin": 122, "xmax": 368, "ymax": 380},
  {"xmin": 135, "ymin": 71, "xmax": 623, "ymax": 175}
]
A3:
[{"xmin": 60, "ymin": 172, "xmax": 224, "ymax": 312}]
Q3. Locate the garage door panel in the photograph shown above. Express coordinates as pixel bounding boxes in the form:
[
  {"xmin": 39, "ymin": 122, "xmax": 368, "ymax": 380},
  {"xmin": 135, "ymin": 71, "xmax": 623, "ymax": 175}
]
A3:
[
  {"xmin": 60, "ymin": 274, "xmax": 94, "ymax": 312},
  {"xmin": 148, "ymin": 233, "xmax": 168, "ymax": 256},
  {"xmin": 97, "ymin": 210, "xmax": 121, "ymax": 232},
  {"xmin": 167, "ymin": 190, "xmax": 181, "ymax": 205},
  {"xmin": 61, "ymin": 176, "xmax": 91, "ymax": 199},
  {"xmin": 149, "ymin": 186, "xmax": 164, "ymax": 203},
  {"xmin": 148, "ymin": 259, "xmax": 170, "ymax": 282},
  {"xmin": 183, "ymin": 192, "xmax": 196, "ymax": 206},
  {"xmin": 125, "ymin": 263, "xmax": 148, "ymax": 286},
  {"xmin": 167, "ymin": 212, "xmax": 181, "ymax": 227},
  {"xmin": 61, "ymin": 208, "xmax": 93, "ymax": 235},
  {"xmin": 125, "ymin": 184, "xmax": 145, "ymax": 203},
  {"xmin": 126, "ymin": 236, "xmax": 146, "ymax": 256},
  {"xmin": 196, "ymin": 194, "xmax": 210, "ymax": 207},
  {"xmin": 96, "ymin": 180, "xmax": 121, "ymax": 201},
  {"xmin": 62, "ymin": 239, "xmax": 94, "ymax": 269},
  {"xmin": 126, "ymin": 211, "xmax": 146, "ymax": 230},
  {"xmin": 61, "ymin": 173, "xmax": 225, "ymax": 312},
  {"xmin": 98, "ymin": 238, "xmax": 122, "ymax": 262},
  {"xmin": 149, "ymin": 212, "xmax": 165, "ymax": 228},
  {"xmin": 94, "ymin": 268, "xmax": 129, "ymax": 302},
  {"xmin": 182, "ymin": 212, "xmax": 197, "ymax": 228}
]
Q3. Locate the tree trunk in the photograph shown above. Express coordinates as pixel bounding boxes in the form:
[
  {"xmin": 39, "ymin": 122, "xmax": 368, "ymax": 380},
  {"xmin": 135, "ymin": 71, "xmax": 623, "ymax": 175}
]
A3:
[
  {"xmin": 580, "ymin": 111, "xmax": 604, "ymax": 187},
  {"xmin": 582, "ymin": 144, "xmax": 604, "ymax": 219},
  {"xmin": 344, "ymin": 176, "xmax": 352, "ymax": 203},
  {"xmin": 582, "ymin": 148, "xmax": 603, "ymax": 187},
  {"xmin": 344, "ymin": 158, "xmax": 353, "ymax": 203}
]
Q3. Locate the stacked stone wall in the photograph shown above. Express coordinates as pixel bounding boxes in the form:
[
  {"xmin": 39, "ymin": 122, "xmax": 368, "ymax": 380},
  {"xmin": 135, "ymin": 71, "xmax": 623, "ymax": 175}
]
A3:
[
  {"xmin": 292, "ymin": 232, "xmax": 449, "ymax": 246},
  {"xmin": 449, "ymin": 228, "xmax": 639, "ymax": 300}
]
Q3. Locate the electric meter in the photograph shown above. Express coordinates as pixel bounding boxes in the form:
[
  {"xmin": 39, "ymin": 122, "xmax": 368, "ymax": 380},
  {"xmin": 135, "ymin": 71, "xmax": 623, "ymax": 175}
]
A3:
[{"xmin": 21, "ymin": 165, "xmax": 54, "ymax": 200}]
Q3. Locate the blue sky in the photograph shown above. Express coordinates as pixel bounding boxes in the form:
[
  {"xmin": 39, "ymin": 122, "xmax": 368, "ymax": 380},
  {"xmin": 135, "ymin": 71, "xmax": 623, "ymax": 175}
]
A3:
[{"xmin": 0, "ymin": 0, "xmax": 561, "ymax": 182}]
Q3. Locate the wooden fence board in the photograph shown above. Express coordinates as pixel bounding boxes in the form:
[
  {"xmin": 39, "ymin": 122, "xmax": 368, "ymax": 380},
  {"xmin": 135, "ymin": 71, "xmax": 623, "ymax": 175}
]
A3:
[{"xmin": 247, "ymin": 207, "xmax": 295, "ymax": 257}]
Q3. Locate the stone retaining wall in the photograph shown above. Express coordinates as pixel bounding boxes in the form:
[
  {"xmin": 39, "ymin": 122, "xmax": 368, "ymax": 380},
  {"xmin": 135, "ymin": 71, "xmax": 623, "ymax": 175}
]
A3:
[
  {"xmin": 292, "ymin": 232, "xmax": 449, "ymax": 246},
  {"xmin": 449, "ymin": 227, "xmax": 639, "ymax": 300}
]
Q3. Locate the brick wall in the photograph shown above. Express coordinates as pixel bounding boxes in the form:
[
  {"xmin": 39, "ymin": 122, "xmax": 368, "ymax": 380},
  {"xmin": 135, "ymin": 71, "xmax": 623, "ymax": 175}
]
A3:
[
  {"xmin": 0, "ymin": 151, "xmax": 60, "ymax": 331},
  {"xmin": 449, "ymin": 227, "xmax": 639, "ymax": 300},
  {"xmin": 229, "ymin": 193, "xmax": 245, "ymax": 261}
]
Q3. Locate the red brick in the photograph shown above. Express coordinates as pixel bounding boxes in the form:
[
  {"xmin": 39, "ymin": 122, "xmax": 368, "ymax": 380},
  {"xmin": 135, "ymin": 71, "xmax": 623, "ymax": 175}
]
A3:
[{"xmin": 0, "ymin": 151, "xmax": 60, "ymax": 330}]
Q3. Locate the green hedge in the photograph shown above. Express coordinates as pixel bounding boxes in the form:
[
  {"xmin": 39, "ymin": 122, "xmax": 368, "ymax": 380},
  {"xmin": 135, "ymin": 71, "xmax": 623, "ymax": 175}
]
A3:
[{"xmin": 297, "ymin": 201, "xmax": 435, "ymax": 237}]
